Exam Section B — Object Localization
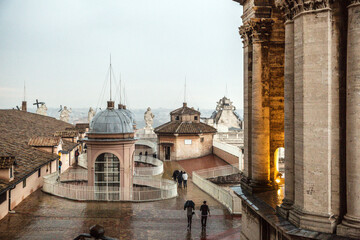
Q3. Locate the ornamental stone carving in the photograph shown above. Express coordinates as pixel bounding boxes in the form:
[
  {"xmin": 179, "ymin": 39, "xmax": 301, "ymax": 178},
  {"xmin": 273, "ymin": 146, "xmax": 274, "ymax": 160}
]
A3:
[
  {"xmin": 350, "ymin": 0, "xmax": 360, "ymax": 4},
  {"xmin": 36, "ymin": 103, "xmax": 48, "ymax": 116},
  {"xmin": 144, "ymin": 107, "xmax": 155, "ymax": 129},
  {"xmin": 88, "ymin": 107, "xmax": 96, "ymax": 123},
  {"xmin": 249, "ymin": 19, "xmax": 274, "ymax": 42},
  {"xmin": 239, "ymin": 25, "xmax": 252, "ymax": 47},
  {"xmin": 276, "ymin": 0, "xmax": 334, "ymax": 20},
  {"xmin": 60, "ymin": 106, "xmax": 72, "ymax": 123}
]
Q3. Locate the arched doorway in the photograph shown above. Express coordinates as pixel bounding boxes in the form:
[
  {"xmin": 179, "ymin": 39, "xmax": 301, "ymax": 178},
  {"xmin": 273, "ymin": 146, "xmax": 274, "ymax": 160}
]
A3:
[{"xmin": 94, "ymin": 153, "xmax": 120, "ymax": 200}]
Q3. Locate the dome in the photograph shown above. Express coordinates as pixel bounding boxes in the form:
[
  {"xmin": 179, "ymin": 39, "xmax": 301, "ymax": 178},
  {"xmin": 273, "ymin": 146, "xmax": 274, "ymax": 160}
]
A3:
[{"xmin": 90, "ymin": 108, "xmax": 134, "ymax": 134}]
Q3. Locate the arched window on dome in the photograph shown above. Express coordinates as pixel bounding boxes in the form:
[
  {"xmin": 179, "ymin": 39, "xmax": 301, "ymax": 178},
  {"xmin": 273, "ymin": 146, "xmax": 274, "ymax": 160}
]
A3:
[{"xmin": 94, "ymin": 153, "xmax": 120, "ymax": 200}]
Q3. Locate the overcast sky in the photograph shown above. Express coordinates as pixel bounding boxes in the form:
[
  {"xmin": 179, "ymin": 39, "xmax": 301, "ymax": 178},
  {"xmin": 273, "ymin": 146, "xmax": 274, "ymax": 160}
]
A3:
[{"xmin": 0, "ymin": 0, "xmax": 243, "ymax": 111}]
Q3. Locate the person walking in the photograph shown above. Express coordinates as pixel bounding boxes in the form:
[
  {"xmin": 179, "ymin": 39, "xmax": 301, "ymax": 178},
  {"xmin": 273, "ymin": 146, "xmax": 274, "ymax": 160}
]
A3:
[
  {"xmin": 182, "ymin": 172, "xmax": 188, "ymax": 188},
  {"xmin": 200, "ymin": 201, "xmax": 210, "ymax": 228},
  {"xmin": 177, "ymin": 171, "xmax": 183, "ymax": 188},
  {"xmin": 172, "ymin": 170, "xmax": 179, "ymax": 182},
  {"xmin": 184, "ymin": 200, "xmax": 195, "ymax": 230}
]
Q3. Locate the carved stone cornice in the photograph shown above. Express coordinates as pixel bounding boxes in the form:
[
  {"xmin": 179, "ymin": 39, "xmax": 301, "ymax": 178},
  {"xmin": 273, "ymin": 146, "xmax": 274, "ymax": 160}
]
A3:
[
  {"xmin": 249, "ymin": 19, "xmax": 274, "ymax": 42},
  {"xmin": 239, "ymin": 25, "xmax": 252, "ymax": 47},
  {"xmin": 276, "ymin": 0, "xmax": 333, "ymax": 19}
]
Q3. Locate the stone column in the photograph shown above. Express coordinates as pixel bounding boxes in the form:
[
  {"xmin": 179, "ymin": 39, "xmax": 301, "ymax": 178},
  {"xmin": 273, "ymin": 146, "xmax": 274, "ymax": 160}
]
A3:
[
  {"xmin": 288, "ymin": 1, "xmax": 339, "ymax": 233},
  {"xmin": 239, "ymin": 25, "xmax": 253, "ymax": 183},
  {"xmin": 278, "ymin": 1, "xmax": 295, "ymax": 219},
  {"xmin": 337, "ymin": 1, "xmax": 360, "ymax": 238},
  {"xmin": 249, "ymin": 19, "xmax": 273, "ymax": 190}
]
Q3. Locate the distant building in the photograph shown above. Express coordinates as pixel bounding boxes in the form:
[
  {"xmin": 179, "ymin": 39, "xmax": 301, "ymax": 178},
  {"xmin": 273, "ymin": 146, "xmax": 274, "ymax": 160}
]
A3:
[
  {"xmin": 0, "ymin": 108, "xmax": 79, "ymax": 221},
  {"xmin": 203, "ymin": 96, "xmax": 242, "ymax": 132},
  {"xmin": 155, "ymin": 103, "xmax": 216, "ymax": 161}
]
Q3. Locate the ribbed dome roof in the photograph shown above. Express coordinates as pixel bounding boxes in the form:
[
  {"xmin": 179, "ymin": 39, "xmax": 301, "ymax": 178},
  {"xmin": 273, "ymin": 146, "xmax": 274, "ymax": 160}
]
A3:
[{"xmin": 90, "ymin": 108, "xmax": 134, "ymax": 134}]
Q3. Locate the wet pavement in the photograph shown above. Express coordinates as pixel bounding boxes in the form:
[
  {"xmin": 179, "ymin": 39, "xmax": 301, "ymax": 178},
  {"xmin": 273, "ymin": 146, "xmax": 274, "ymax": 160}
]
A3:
[{"xmin": 0, "ymin": 155, "xmax": 241, "ymax": 240}]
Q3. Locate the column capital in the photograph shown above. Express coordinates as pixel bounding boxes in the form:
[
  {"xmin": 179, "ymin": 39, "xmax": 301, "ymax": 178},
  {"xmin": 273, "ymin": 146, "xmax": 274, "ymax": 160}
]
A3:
[
  {"xmin": 276, "ymin": 0, "xmax": 333, "ymax": 20},
  {"xmin": 239, "ymin": 25, "xmax": 252, "ymax": 47},
  {"xmin": 249, "ymin": 19, "xmax": 274, "ymax": 42},
  {"xmin": 349, "ymin": 0, "xmax": 360, "ymax": 5}
]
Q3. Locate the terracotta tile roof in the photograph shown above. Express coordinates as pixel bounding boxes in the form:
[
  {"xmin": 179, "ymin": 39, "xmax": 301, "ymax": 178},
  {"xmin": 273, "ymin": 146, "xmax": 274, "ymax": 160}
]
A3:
[
  {"xmin": 28, "ymin": 137, "xmax": 61, "ymax": 147},
  {"xmin": 54, "ymin": 130, "xmax": 78, "ymax": 138},
  {"xmin": 155, "ymin": 121, "xmax": 217, "ymax": 134},
  {"xmin": 170, "ymin": 106, "xmax": 200, "ymax": 116},
  {"xmin": 75, "ymin": 123, "xmax": 89, "ymax": 129},
  {"xmin": 0, "ymin": 110, "xmax": 77, "ymax": 193},
  {"xmin": 0, "ymin": 156, "xmax": 15, "ymax": 169},
  {"xmin": 62, "ymin": 142, "xmax": 78, "ymax": 152}
]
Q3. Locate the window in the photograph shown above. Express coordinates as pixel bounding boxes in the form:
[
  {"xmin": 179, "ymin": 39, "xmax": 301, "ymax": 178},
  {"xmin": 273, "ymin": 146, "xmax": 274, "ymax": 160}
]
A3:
[
  {"xmin": 10, "ymin": 167, "xmax": 13, "ymax": 178},
  {"xmin": 94, "ymin": 153, "xmax": 120, "ymax": 200},
  {"xmin": 38, "ymin": 169, "xmax": 41, "ymax": 177},
  {"xmin": 194, "ymin": 116, "xmax": 198, "ymax": 120},
  {"xmin": 23, "ymin": 179, "xmax": 26, "ymax": 188},
  {"xmin": 184, "ymin": 139, "xmax": 192, "ymax": 145},
  {"xmin": 175, "ymin": 116, "xmax": 180, "ymax": 120},
  {"xmin": 0, "ymin": 192, "xmax": 6, "ymax": 204},
  {"xmin": 200, "ymin": 137, "xmax": 204, "ymax": 142}
]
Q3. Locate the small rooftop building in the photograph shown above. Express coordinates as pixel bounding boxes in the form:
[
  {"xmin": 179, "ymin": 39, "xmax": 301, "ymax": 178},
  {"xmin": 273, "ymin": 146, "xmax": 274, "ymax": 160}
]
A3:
[
  {"xmin": 155, "ymin": 103, "xmax": 216, "ymax": 161},
  {"xmin": 85, "ymin": 101, "xmax": 136, "ymax": 200}
]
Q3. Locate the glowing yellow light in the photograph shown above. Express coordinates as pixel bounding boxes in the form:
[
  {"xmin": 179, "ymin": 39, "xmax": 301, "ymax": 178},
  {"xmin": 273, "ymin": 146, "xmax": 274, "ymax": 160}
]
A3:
[
  {"xmin": 275, "ymin": 178, "xmax": 280, "ymax": 184},
  {"xmin": 277, "ymin": 189, "xmax": 281, "ymax": 195}
]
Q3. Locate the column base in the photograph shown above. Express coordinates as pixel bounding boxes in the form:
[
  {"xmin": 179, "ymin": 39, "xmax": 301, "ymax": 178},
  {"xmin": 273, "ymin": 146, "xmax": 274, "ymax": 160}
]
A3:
[
  {"xmin": 240, "ymin": 177, "xmax": 275, "ymax": 193},
  {"xmin": 337, "ymin": 215, "xmax": 360, "ymax": 239},
  {"xmin": 288, "ymin": 206, "xmax": 337, "ymax": 234},
  {"xmin": 276, "ymin": 199, "xmax": 293, "ymax": 220}
]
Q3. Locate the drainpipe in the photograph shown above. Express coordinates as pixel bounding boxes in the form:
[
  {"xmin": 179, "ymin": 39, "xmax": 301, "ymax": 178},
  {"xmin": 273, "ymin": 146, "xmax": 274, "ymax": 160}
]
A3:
[{"xmin": 8, "ymin": 185, "xmax": 16, "ymax": 213}]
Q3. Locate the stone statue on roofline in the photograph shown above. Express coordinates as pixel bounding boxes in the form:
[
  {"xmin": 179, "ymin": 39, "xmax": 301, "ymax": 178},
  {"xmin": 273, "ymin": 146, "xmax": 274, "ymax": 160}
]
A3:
[
  {"xmin": 144, "ymin": 107, "xmax": 155, "ymax": 130},
  {"xmin": 36, "ymin": 103, "xmax": 48, "ymax": 116},
  {"xmin": 60, "ymin": 106, "xmax": 72, "ymax": 123},
  {"xmin": 88, "ymin": 107, "xmax": 96, "ymax": 123}
]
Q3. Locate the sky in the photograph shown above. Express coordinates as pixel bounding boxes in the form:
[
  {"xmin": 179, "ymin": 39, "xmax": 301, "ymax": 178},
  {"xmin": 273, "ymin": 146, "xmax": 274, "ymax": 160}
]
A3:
[{"xmin": 0, "ymin": 0, "xmax": 243, "ymax": 111}]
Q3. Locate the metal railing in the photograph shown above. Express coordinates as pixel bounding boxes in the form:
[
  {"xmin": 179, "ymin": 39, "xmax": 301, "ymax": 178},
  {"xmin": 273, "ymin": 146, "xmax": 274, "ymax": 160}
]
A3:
[
  {"xmin": 134, "ymin": 156, "xmax": 163, "ymax": 176},
  {"xmin": 192, "ymin": 165, "xmax": 241, "ymax": 214},
  {"xmin": 43, "ymin": 171, "xmax": 177, "ymax": 202},
  {"xmin": 76, "ymin": 154, "xmax": 163, "ymax": 176}
]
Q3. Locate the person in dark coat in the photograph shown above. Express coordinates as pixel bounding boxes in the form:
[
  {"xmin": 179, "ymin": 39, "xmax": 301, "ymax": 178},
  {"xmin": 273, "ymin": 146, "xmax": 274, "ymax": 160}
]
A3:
[
  {"xmin": 177, "ymin": 171, "xmax": 183, "ymax": 188},
  {"xmin": 184, "ymin": 200, "xmax": 195, "ymax": 230},
  {"xmin": 172, "ymin": 170, "xmax": 179, "ymax": 182},
  {"xmin": 200, "ymin": 201, "xmax": 210, "ymax": 228}
]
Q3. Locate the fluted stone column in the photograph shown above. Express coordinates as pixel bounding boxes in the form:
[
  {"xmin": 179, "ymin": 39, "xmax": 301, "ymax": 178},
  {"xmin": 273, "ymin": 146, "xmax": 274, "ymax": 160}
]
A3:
[
  {"xmin": 249, "ymin": 19, "xmax": 273, "ymax": 189},
  {"xmin": 279, "ymin": 18, "xmax": 295, "ymax": 218},
  {"xmin": 239, "ymin": 26, "xmax": 253, "ymax": 184},
  {"xmin": 337, "ymin": 1, "xmax": 360, "ymax": 238}
]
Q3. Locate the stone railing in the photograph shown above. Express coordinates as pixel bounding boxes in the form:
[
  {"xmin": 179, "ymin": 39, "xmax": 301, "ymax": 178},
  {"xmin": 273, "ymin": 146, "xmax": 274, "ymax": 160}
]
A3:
[
  {"xmin": 43, "ymin": 171, "xmax": 177, "ymax": 202},
  {"xmin": 134, "ymin": 156, "xmax": 163, "ymax": 176},
  {"xmin": 192, "ymin": 165, "xmax": 241, "ymax": 214},
  {"xmin": 213, "ymin": 140, "xmax": 243, "ymax": 170}
]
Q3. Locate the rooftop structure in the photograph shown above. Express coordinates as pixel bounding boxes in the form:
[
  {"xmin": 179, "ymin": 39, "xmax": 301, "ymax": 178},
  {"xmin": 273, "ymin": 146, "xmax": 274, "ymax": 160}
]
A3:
[{"xmin": 155, "ymin": 103, "xmax": 216, "ymax": 161}]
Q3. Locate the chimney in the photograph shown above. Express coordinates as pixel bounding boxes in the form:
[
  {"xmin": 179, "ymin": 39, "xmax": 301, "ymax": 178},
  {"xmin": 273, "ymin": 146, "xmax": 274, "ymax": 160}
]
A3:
[
  {"xmin": 21, "ymin": 101, "xmax": 27, "ymax": 111},
  {"xmin": 183, "ymin": 102, "xmax": 187, "ymax": 108},
  {"xmin": 107, "ymin": 101, "xmax": 115, "ymax": 109},
  {"xmin": 123, "ymin": 105, "xmax": 126, "ymax": 110}
]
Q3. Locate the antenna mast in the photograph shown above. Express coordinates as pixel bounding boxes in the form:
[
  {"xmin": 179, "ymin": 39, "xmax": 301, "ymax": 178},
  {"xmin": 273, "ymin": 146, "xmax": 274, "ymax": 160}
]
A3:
[
  {"xmin": 184, "ymin": 76, "xmax": 186, "ymax": 103},
  {"xmin": 119, "ymin": 73, "xmax": 122, "ymax": 104},
  {"xmin": 110, "ymin": 54, "xmax": 112, "ymax": 101},
  {"xmin": 23, "ymin": 81, "xmax": 26, "ymax": 101}
]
